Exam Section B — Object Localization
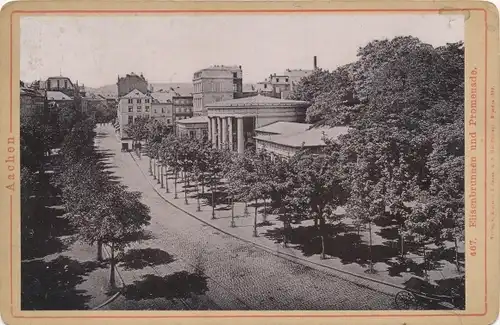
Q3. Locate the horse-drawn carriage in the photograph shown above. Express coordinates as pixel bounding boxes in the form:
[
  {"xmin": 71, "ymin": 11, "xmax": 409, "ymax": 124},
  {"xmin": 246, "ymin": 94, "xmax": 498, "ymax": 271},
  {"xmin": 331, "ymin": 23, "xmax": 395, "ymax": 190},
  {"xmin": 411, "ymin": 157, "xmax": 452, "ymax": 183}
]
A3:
[{"xmin": 395, "ymin": 275, "xmax": 465, "ymax": 310}]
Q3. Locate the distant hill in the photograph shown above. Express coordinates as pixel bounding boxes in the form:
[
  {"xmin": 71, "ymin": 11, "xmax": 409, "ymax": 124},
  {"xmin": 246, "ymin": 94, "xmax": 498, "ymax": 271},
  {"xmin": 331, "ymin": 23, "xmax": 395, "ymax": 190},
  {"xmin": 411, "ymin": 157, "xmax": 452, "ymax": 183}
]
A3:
[{"xmin": 86, "ymin": 82, "xmax": 257, "ymax": 97}]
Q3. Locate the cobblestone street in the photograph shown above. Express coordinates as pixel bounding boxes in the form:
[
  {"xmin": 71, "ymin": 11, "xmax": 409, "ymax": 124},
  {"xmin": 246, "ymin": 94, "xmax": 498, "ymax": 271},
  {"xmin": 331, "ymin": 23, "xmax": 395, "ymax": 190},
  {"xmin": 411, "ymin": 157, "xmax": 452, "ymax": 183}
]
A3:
[{"xmin": 94, "ymin": 125, "xmax": 397, "ymax": 310}]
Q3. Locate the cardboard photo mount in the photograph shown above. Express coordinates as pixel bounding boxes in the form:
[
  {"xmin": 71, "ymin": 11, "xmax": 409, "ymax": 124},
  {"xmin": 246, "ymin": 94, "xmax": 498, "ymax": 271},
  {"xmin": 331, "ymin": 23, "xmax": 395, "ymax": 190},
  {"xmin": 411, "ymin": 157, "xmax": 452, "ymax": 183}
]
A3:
[{"xmin": 0, "ymin": 1, "xmax": 498, "ymax": 325}]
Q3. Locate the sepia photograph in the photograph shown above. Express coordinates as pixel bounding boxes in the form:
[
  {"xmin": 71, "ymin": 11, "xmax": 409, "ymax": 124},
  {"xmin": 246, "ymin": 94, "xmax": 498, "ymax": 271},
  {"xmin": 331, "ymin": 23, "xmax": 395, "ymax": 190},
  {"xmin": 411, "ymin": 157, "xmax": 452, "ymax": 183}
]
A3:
[
  {"xmin": 0, "ymin": 2, "xmax": 494, "ymax": 321},
  {"xmin": 18, "ymin": 12, "xmax": 467, "ymax": 312}
]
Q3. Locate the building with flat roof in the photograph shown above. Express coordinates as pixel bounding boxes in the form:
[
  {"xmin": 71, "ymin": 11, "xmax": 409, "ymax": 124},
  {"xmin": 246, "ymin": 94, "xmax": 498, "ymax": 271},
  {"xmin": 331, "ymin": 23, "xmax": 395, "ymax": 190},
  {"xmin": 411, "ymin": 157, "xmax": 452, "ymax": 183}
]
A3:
[
  {"xmin": 192, "ymin": 65, "xmax": 243, "ymax": 116},
  {"xmin": 175, "ymin": 116, "xmax": 209, "ymax": 140},
  {"xmin": 206, "ymin": 94, "xmax": 310, "ymax": 153},
  {"xmin": 117, "ymin": 89, "xmax": 153, "ymax": 139},
  {"xmin": 172, "ymin": 96, "xmax": 194, "ymax": 122},
  {"xmin": 254, "ymin": 122, "xmax": 349, "ymax": 158}
]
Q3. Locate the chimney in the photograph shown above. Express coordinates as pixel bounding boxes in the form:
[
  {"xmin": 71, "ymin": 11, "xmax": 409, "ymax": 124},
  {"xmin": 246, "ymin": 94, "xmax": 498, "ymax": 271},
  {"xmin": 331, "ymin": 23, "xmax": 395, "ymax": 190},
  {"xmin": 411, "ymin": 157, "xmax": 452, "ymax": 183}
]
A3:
[{"xmin": 313, "ymin": 56, "xmax": 318, "ymax": 69}]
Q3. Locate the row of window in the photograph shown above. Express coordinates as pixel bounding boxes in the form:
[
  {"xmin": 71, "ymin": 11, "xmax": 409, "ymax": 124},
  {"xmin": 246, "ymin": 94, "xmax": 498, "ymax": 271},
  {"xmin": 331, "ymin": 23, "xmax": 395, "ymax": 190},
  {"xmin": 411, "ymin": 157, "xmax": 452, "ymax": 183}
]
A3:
[
  {"xmin": 128, "ymin": 115, "xmax": 171, "ymax": 124},
  {"xmin": 127, "ymin": 98, "xmax": 150, "ymax": 104}
]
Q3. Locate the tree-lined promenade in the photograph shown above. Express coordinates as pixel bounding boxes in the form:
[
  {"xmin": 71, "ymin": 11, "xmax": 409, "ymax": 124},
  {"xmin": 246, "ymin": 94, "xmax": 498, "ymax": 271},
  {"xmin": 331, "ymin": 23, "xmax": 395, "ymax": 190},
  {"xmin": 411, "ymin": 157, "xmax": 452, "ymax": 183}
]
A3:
[{"xmin": 128, "ymin": 37, "xmax": 465, "ymax": 289}]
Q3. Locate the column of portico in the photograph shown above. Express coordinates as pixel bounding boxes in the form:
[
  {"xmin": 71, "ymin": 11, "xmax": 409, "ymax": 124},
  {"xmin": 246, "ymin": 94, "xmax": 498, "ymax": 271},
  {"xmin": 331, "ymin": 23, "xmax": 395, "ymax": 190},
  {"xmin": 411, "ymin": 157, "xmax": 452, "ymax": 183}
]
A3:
[
  {"xmin": 211, "ymin": 117, "xmax": 217, "ymax": 148},
  {"xmin": 207, "ymin": 117, "xmax": 212, "ymax": 142},
  {"xmin": 237, "ymin": 117, "xmax": 244, "ymax": 154},
  {"xmin": 221, "ymin": 117, "xmax": 227, "ymax": 149},
  {"xmin": 218, "ymin": 117, "xmax": 223, "ymax": 150},
  {"xmin": 228, "ymin": 117, "xmax": 234, "ymax": 152}
]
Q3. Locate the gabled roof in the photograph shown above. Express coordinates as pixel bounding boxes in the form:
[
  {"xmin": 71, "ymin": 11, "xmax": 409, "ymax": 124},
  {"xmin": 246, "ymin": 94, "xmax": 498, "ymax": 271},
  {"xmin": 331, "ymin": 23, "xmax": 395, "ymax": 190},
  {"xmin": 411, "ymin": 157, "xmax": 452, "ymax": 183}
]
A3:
[
  {"xmin": 206, "ymin": 94, "xmax": 309, "ymax": 108},
  {"xmin": 176, "ymin": 116, "xmax": 209, "ymax": 124},
  {"xmin": 255, "ymin": 121, "xmax": 313, "ymax": 135},
  {"xmin": 47, "ymin": 91, "xmax": 73, "ymax": 101},
  {"xmin": 254, "ymin": 125, "xmax": 350, "ymax": 148},
  {"xmin": 122, "ymin": 89, "xmax": 148, "ymax": 99}
]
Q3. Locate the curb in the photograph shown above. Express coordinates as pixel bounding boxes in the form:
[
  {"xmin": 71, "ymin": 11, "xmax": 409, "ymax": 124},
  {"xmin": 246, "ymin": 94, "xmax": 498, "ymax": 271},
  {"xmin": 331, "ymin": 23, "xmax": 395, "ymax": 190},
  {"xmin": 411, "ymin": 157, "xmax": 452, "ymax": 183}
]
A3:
[
  {"xmin": 91, "ymin": 245, "xmax": 126, "ymax": 310},
  {"xmin": 129, "ymin": 152, "xmax": 408, "ymax": 296}
]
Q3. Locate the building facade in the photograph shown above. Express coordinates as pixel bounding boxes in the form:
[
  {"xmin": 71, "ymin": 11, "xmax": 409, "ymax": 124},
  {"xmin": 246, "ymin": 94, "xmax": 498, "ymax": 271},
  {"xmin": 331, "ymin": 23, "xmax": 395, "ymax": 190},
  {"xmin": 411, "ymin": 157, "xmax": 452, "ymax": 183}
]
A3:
[
  {"xmin": 117, "ymin": 73, "xmax": 149, "ymax": 97},
  {"xmin": 20, "ymin": 87, "xmax": 46, "ymax": 118},
  {"xmin": 175, "ymin": 116, "xmax": 209, "ymax": 139},
  {"xmin": 192, "ymin": 65, "xmax": 243, "ymax": 116},
  {"xmin": 172, "ymin": 96, "xmax": 194, "ymax": 121},
  {"xmin": 117, "ymin": 89, "xmax": 153, "ymax": 139},
  {"xmin": 206, "ymin": 94, "xmax": 310, "ymax": 154}
]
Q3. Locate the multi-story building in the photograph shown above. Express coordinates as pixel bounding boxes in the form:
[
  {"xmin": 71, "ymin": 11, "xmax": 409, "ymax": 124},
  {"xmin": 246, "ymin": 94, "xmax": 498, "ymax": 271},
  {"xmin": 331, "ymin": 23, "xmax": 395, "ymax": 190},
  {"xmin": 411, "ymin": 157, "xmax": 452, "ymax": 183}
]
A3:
[
  {"xmin": 150, "ymin": 93, "xmax": 174, "ymax": 126},
  {"xmin": 20, "ymin": 86, "xmax": 46, "ymax": 118},
  {"xmin": 117, "ymin": 73, "xmax": 149, "ymax": 97},
  {"xmin": 192, "ymin": 65, "xmax": 243, "ymax": 116},
  {"xmin": 117, "ymin": 89, "xmax": 153, "ymax": 139},
  {"xmin": 172, "ymin": 96, "xmax": 193, "ymax": 122}
]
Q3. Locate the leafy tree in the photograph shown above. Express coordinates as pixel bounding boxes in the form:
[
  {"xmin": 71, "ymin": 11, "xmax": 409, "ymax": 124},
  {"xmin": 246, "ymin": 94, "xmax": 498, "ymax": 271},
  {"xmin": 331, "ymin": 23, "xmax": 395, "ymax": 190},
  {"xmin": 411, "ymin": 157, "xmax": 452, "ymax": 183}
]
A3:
[{"xmin": 293, "ymin": 144, "xmax": 349, "ymax": 259}]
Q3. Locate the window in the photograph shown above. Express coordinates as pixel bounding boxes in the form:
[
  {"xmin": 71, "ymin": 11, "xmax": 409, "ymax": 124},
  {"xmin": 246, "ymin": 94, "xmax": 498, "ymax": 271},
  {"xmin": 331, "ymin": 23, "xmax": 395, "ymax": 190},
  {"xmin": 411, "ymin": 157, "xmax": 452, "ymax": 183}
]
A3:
[
  {"xmin": 276, "ymin": 78, "xmax": 280, "ymax": 82},
  {"xmin": 145, "ymin": 106, "xmax": 150, "ymax": 112},
  {"xmin": 184, "ymin": 107, "xmax": 188, "ymax": 113},
  {"xmin": 154, "ymin": 109, "xmax": 157, "ymax": 113},
  {"xmin": 128, "ymin": 116, "xmax": 133, "ymax": 124},
  {"xmin": 128, "ymin": 106, "xmax": 133, "ymax": 112},
  {"xmin": 145, "ymin": 99, "xmax": 150, "ymax": 103},
  {"xmin": 128, "ymin": 99, "xmax": 133, "ymax": 104},
  {"xmin": 137, "ymin": 106, "xmax": 142, "ymax": 112},
  {"xmin": 137, "ymin": 99, "xmax": 142, "ymax": 104},
  {"xmin": 162, "ymin": 107, "xmax": 165, "ymax": 113},
  {"xmin": 167, "ymin": 119, "xmax": 171, "ymax": 124},
  {"xmin": 233, "ymin": 72, "xmax": 237, "ymax": 78},
  {"xmin": 285, "ymin": 78, "xmax": 289, "ymax": 82},
  {"xmin": 64, "ymin": 80, "xmax": 68, "ymax": 88},
  {"xmin": 57, "ymin": 80, "xmax": 60, "ymax": 88},
  {"xmin": 189, "ymin": 131, "xmax": 196, "ymax": 138},
  {"xmin": 264, "ymin": 84, "xmax": 267, "ymax": 89}
]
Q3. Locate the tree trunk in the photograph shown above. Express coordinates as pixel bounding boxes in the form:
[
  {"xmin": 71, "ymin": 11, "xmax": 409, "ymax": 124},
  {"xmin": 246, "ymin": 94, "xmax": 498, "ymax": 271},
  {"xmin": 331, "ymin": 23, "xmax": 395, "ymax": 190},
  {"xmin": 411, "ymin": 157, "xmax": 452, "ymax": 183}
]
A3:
[
  {"xmin": 174, "ymin": 170, "xmax": 178, "ymax": 199},
  {"xmin": 253, "ymin": 199, "xmax": 258, "ymax": 237},
  {"xmin": 454, "ymin": 238, "xmax": 461, "ymax": 273},
  {"xmin": 230, "ymin": 197, "xmax": 236, "ymax": 227},
  {"xmin": 184, "ymin": 179, "xmax": 188, "ymax": 205},
  {"xmin": 211, "ymin": 178, "xmax": 216, "ymax": 219},
  {"xmin": 263, "ymin": 198, "xmax": 267, "ymax": 221},
  {"xmin": 368, "ymin": 220, "xmax": 374, "ymax": 273},
  {"xmin": 196, "ymin": 177, "xmax": 201, "ymax": 212},
  {"xmin": 314, "ymin": 217, "xmax": 318, "ymax": 228},
  {"xmin": 97, "ymin": 241, "xmax": 103, "ymax": 261},
  {"xmin": 400, "ymin": 227, "xmax": 405, "ymax": 258},
  {"xmin": 423, "ymin": 245, "xmax": 428, "ymax": 280},
  {"xmin": 109, "ymin": 243, "xmax": 116, "ymax": 289},
  {"xmin": 149, "ymin": 157, "xmax": 152, "ymax": 175},
  {"xmin": 165, "ymin": 166, "xmax": 169, "ymax": 193},
  {"xmin": 201, "ymin": 177, "xmax": 205, "ymax": 195},
  {"xmin": 160, "ymin": 165, "xmax": 164, "ymax": 188},
  {"xmin": 283, "ymin": 217, "xmax": 288, "ymax": 248},
  {"xmin": 157, "ymin": 163, "xmax": 161, "ymax": 184},
  {"xmin": 152, "ymin": 159, "xmax": 156, "ymax": 179},
  {"xmin": 319, "ymin": 217, "xmax": 326, "ymax": 260}
]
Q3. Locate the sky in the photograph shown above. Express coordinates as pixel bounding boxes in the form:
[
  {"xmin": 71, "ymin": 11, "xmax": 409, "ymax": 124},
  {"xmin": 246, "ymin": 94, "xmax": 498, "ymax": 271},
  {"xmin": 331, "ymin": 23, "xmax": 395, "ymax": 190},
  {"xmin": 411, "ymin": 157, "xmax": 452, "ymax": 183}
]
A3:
[{"xmin": 18, "ymin": 14, "xmax": 465, "ymax": 88}]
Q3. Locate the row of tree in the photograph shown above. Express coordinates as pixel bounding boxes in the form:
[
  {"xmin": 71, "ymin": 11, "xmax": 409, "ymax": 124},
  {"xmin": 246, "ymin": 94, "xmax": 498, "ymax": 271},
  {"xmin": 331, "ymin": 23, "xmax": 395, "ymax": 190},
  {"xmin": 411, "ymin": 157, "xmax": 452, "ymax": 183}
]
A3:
[{"xmin": 21, "ymin": 99, "xmax": 151, "ymax": 289}]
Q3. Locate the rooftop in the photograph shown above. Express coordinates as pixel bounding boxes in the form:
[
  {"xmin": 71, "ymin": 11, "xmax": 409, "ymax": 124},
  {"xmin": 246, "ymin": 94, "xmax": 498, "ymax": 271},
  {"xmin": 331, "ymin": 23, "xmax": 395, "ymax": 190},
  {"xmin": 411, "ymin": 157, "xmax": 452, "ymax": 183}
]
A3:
[
  {"xmin": 150, "ymin": 92, "xmax": 173, "ymax": 104},
  {"xmin": 206, "ymin": 94, "xmax": 309, "ymax": 108},
  {"xmin": 255, "ymin": 121, "xmax": 313, "ymax": 136},
  {"xmin": 122, "ymin": 89, "xmax": 148, "ymax": 99},
  {"xmin": 254, "ymin": 125, "xmax": 350, "ymax": 148},
  {"xmin": 176, "ymin": 116, "xmax": 209, "ymax": 124},
  {"xmin": 47, "ymin": 91, "xmax": 73, "ymax": 101}
]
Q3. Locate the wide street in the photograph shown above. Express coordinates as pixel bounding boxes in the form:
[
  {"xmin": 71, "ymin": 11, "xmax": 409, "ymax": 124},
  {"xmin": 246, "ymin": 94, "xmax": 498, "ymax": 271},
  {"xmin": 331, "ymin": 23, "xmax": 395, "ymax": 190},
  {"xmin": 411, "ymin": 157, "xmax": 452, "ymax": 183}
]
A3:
[{"xmin": 94, "ymin": 125, "xmax": 396, "ymax": 310}]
